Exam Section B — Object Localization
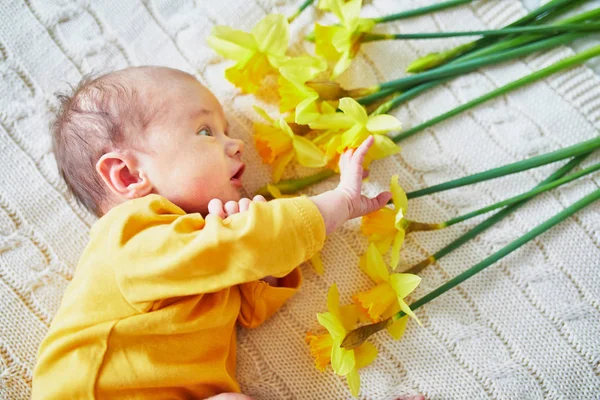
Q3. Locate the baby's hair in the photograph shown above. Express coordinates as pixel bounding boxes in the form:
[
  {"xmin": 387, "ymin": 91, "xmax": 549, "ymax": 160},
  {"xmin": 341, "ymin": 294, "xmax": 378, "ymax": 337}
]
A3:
[{"xmin": 52, "ymin": 69, "xmax": 155, "ymax": 216}]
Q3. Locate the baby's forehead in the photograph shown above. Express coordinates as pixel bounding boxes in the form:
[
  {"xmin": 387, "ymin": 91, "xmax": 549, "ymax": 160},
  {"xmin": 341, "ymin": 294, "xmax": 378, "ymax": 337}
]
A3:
[{"xmin": 112, "ymin": 67, "xmax": 225, "ymax": 126}]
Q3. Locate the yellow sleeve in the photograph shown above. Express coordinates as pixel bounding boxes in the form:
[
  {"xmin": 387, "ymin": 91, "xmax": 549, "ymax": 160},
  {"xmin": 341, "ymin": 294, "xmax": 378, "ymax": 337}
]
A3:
[
  {"xmin": 238, "ymin": 268, "xmax": 302, "ymax": 328},
  {"xmin": 101, "ymin": 195, "xmax": 325, "ymax": 311}
]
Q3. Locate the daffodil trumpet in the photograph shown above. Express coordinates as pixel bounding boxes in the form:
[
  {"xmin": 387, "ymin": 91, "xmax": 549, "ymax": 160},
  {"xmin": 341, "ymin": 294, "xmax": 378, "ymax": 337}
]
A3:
[
  {"xmin": 405, "ymin": 0, "xmax": 586, "ymax": 72},
  {"xmin": 405, "ymin": 153, "xmax": 590, "ymax": 275},
  {"xmin": 403, "ymin": 161, "xmax": 600, "ymax": 233},
  {"xmin": 342, "ymin": 187, "xmax": 600, "ymax": 349},
  {"xmin": 406, "ymin": 136, "xmax": 600, "ymax": 199},
  {"xmin": 389, "ymin": 44, "xmax": 600, "ymax": 142}
]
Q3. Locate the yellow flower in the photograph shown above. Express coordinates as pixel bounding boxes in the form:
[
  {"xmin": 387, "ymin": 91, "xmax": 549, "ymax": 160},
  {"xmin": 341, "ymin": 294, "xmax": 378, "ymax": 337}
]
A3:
[
  {"xmin": 353, "ymin": 243, "xmax": 421, "ymax": 339},
  {"xmin": 253, "ymin": 107, "xmax": 326, "ymax": 182},
  {"xmin": 207, "ymin": 14, "xmax": 289, "ymax": 93},
  {"xmin": 361, "ymin": 174, "xmax": 409, "ymax": 269},
  {"xmin": 307, "ymin": 284, "xmax": 378, "ymax": 397},
  {"xmin": 315, "ymin": 0, "xmax": 375, "ymax": 77},
  {"xmin": 309, "ymin": 97, "xmax": 401, "ymax": 168},
  {"xmin": 277, "ymin": 56, "xmax": 327, "ymax": 114}
]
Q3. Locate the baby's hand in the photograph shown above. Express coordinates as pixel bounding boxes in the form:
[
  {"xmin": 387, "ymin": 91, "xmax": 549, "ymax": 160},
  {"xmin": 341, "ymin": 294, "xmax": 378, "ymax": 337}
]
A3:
[
  {"xmin": 207, "ymin": 195, "xmax": 267, "ymax": 218},
  {"xmin": 310, "ymin": 136, "xmax": 392, "ymax": 234},
  {"xmin": 336, "ymin": 135, "xmax": 392, "ymax": 220}
]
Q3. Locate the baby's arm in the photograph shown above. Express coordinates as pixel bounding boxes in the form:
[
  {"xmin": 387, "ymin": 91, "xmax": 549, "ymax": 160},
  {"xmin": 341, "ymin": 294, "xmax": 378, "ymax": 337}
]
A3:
[{"xmin": 207, "ymin": 136, "xmax": 391, "ymax": 287}]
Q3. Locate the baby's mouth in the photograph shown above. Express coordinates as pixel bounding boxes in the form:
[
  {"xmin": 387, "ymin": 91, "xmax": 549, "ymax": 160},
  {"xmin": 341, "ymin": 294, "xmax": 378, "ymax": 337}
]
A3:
[{"xmin": 230, "ymin": 164, "xmax": 245, "ymax": 184}]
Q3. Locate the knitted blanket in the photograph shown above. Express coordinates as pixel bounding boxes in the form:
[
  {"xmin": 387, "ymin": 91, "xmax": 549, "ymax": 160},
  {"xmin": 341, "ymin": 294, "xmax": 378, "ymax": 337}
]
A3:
[{"xmin": 0, "ymin": 0, "xmax": 599, "ymax": 398}]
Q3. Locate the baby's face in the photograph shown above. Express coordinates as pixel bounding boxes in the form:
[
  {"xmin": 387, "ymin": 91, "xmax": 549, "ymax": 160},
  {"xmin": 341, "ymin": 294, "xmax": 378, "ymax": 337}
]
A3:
[{"xmin": 140, "ymin": 71, "xmax": 245, "ymax": 215}]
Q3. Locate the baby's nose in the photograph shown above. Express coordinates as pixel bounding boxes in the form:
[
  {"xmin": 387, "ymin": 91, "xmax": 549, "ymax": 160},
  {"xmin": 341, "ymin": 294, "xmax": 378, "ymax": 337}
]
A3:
[{"xmin": 225, "ymin": 137, "xmax": 244, "ymax": 158}]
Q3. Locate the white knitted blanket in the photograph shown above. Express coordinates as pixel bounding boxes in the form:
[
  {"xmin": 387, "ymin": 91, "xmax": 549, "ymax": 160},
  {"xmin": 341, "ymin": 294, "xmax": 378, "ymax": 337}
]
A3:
[{"xmin": 1, "ymin": 0, "xmax": 599, "ymax": 399}]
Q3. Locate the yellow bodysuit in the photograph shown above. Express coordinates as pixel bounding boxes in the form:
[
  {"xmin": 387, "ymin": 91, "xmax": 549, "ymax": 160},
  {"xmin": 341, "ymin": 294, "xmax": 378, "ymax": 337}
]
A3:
[{"xmin": 32, "ymin": 194, "xmax": 326, "ymax": 399}]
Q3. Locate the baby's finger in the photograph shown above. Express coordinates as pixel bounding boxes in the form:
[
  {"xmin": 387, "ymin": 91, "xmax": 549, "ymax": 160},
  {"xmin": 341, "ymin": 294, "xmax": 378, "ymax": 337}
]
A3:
[
  {"xmin": 224, "ymin": 200, "xmax": 240, "ymax": 216},
  {"xmin": 238, "ymin": 198, "xmax": 252, "ymax": 212},
  {"xmin": 360, "ymin": 191, "xmax": 392, "ymax": 217},
  {"xmin": 352, "ymin": 136, "xmax": 374, "ymax": 165},
  {"xmin": 208, "ymin": 199, "xmax": 226, "ymax": 219},
  {"xmin": 253, "ymin": 195, "xmax": 267, "ymax": 202}
]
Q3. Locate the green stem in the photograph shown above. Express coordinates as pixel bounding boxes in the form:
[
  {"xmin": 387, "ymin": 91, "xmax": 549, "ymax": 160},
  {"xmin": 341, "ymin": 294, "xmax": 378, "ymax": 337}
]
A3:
[
  {"xmin": 370, "ymin": 0, "xmax": 473, "ymax": 24},
  {"xmin": 365, "ymin": 8, "xmax": 600, "ymax": 110},
  {"xmin": 392, "ymin": 44, "xmax": 600, "ymax": 143},
  {"xmin": 363, "ymin": 23, "xmax": 600, "ymax": 41},
  {"xmin": 407, "ymin": 154, "xmax": 589, "ymax": 274},
  {"xmin": 379, "ymin": 32, "xmax": 583, "ymax": 92},
  {"xmin": 405, "ymin": 0, "xmax": 588, "ymax": 72},
  {"xmin": 443, "ymin": 162, "xmax": 600, "ymax": 227},
  {"xmin": 360, "ymin": 32, "xmax": 583, "ymax": 106},
  {"xmin": 406, "ymin": 136, "xmax": 600, "ymax": 199},
  {"xmin": 458, "ymin": 7, "xmax": 600, "ymax": 63},
  {"xmin": 287, "ymin": 0, "xmax": 315, "ymax": 23},
  {"xmin": 341, "ymin": 185, "xmax": 600, "ymax": 349},
  {"xmin": 254, "ymin": 169, "xmax": 336, "ymax": 198}
]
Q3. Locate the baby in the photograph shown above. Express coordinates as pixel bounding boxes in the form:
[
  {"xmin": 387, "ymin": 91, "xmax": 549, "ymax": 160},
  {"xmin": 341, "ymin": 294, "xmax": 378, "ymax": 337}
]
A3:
[{"xmin": 32, "ymin": 66, "xmax": 392, "ymax": 399}]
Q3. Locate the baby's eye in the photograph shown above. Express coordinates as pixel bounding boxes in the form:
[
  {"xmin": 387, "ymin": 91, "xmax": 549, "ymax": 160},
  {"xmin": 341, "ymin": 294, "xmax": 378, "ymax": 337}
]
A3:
[{"xmin": 197, "ymin": 127, "xmax": 212, "ymax": 137}]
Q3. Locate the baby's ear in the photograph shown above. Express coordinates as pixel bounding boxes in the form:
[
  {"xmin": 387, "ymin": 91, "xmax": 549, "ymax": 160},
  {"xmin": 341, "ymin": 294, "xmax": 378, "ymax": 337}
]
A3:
[{"xmin": 96, "ymin": 151, "xmax": 153, "ymax": 200}]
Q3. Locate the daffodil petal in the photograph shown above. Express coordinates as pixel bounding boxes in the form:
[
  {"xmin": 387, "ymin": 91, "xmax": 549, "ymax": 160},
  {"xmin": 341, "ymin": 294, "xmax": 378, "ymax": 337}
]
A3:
[
  {"xmin": 311, "ymin": 252, "xmax": 325, "ymax": 275},
  {"xmin": 279, "ymin": 56, "xmax": 327, "ymax": 83},
  {"xmin": 206, "ymin": 25, "xmax": 257, "ymax": 62},
  {"xmin": 399, "ymin": 299, "xmax": 421, "ymax": 325},
  {"xmin": 331, "ymin": 343, "xmax": 356, "ymax": 376},
  {"xmin": 293, "ymin": 136, "xmax": 327, "ymax": 168},
  {"xmin": 342, "ymin": 0, "xmax": 363, "ymax": 29},
  {"xmin": 309, "ymin": 113, "xmax": 354, "ymax": 131},
  {"xmin": 346, "ymin": 368, "xmax": 360, "ymax": 397},
  {"xmin": 295, "ymin": 94, "xmax": 321, "ymax": 125},
  {"xmin": 389, "ymin": 273, "xmax": 421, "ymax": 298},
  {"xmin": 266, "ymin": 184, "xmax": 284, "ymax": 199},
  {"xmin": 340, "ymin": 123, "xmax": 367, "ymax": 149},
  {"xmin": 253, "ymin": 106, "xmax": 274, "ymax": 123},
  {"xmin": 390, "ymin": 175, "xmax": 409, "ymax": 216},
  {"xmin": 390, "ymin": 229, "xmax": 405, "ymax": 270},
  {"xmin": 317, "ymin": 312, "xmax": 347, "ymax": 341},
  {"xmin": 354, "ymin": 341, "xmax": 378, "ymax": 369},
  {"xmin": 271, "ymin": 149, "xmax": 295, "ymax": 183},
  {"xmin": 339, "ymin": 98, "xmax": 368, "ymax": 124},
  {"xmin": 315, "ymin": 24, "xmax": 342, "ymax": 61},
  {"xmin": 251, "ymin": 14, "xmax": 289, "ymax": 56},
  {"xmin": 366, "ymin": 134, "xmax": 400, "ymax": 161},
  {"xmin": 362, "ymin": 242, "xmax": 390, "ymax": 283},
  {"xmin": 366, "ymin": 114, "xmax": 402, "ymax": 134},
  {"xmin": 274, "ymin": 118, "xmax": 295, "ymax": 139},
  {"xmin": 327, "ymin": 283, "xmax": 341, "ymax": 317},
  {"xmin": 386, "ymin": 315, "xmax": 408, "ymax": 340},
  {"xmin": 332, "ymin": 51, "xmax": 353, "ymax": 78}
]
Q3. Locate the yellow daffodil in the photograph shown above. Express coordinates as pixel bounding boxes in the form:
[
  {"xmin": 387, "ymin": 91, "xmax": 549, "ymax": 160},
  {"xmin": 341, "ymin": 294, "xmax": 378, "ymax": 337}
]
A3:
[
  {"xmin": 253, "ymin": 106, "xmax": 326, "ymax": 182},
  {"xmin": 306, "ymin": 283, "xmax": 378, "ymax": 397},
  {"xmin": 315, "ymin": 0, "xmax": 375, "ymax": 77},
  {"xmin": 207, "ymin": 14, "xmax": 289, "ymax": 93},
  {"xmin": 353, "ymin": 243, "xmax": 421, "ymax": 340},
  {"xmin": 361, "ymin": 174, "xmax": 409, "ymax": 269},
  {"xmin": 277, "ymin": 56, "xmax": 327, "ymax": 113},
  {"xmin": 309, "ymin": 97, "xmax": 401, "ymax": 168}
]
